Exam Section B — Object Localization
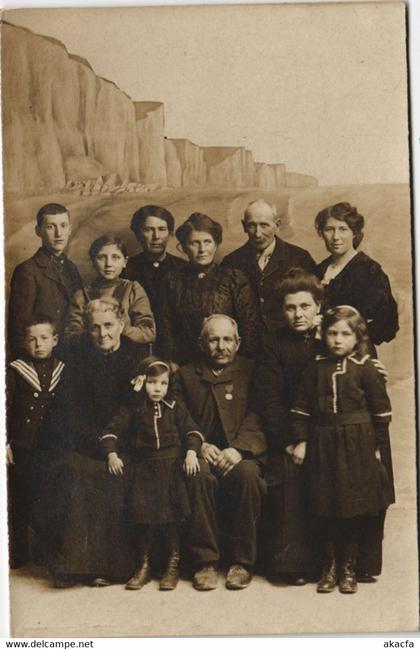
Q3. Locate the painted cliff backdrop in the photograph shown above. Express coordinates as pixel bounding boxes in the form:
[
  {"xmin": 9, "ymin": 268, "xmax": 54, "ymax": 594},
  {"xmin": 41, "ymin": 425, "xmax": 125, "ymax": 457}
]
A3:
[{"xmin": 2, "ymin": 3, "xmax": 418, "ymax": 637}]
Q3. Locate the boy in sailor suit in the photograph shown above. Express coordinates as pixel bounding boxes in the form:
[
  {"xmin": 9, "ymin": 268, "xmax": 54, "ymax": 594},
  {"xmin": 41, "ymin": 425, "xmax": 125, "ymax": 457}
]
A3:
[{"xmin": 6, "ymin": 314, "xmax": 65, "ymax": 567}]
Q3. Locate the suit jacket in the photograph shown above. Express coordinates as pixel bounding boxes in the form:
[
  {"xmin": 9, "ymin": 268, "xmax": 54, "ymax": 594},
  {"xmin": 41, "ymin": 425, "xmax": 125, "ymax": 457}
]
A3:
[
  {"xmin": 174, "ymin": 356, "xmax": 267, "ymax": 460},
  {"xmin": 222, "ymin": 236, "xmax": 316, "ymax": 333},
  {"xmin": 8, "ymin": 247, "xmax": 83, "ymax": 356}
]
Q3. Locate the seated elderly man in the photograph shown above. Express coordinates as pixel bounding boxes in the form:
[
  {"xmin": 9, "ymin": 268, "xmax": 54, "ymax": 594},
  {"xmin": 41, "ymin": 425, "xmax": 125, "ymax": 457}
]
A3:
[{"xmin": 174, "ymin": 314, "xmax": 267, "ymax": 590}]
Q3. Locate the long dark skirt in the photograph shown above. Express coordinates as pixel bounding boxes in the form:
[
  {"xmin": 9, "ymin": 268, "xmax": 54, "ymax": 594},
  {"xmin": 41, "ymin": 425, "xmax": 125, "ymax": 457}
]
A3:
[
  {"xmin": 32, "ymin": 450, "xmax": 135, "ymax": 581},
  {"xmin": 263, "ymin": 453, "xmax": 315, "ymax": 575}
]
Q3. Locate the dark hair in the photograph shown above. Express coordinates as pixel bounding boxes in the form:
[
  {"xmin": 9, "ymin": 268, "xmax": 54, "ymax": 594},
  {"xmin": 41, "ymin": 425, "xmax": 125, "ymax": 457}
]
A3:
[
  {"xmin": 175, "ymin": 213, "xmax": 223, "ymax": 247},
  {"xmin": 36, "ymin": 203, "xmax": 68, "ymax": 227},
  {"xmin": 314, "ymin": 202, "xmax": 365, "ymax": 248},
  {"xmin": 88, "ymin": 234, "xmax": 128, "ymax": 261},
  {"xmin": 276, "ymin": 268, "xmax": 324, "ymax": 306},
  {"xmin": 23, "ymin": 313, "xmax": 57, "ymax": 336},
  {"xmin": 322, "ymin": 306, "xmax": 370, "ymax": 355},
  {"xmin": 130, "ymin": 205, "xmax": 175, "ymax": 237}
]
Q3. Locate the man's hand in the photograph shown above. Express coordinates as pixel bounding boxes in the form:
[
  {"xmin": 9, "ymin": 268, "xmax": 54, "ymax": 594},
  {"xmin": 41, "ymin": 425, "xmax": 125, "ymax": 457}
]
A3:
[
  {"xmin": 375, "ymin": 448, "xmax": 382, "ymax": 461},
  {"xmin": 292, "ymin": 441, "xmax": 306, "ymax": 466},
  {"xmin": 285, "ymin": 444, "xmax": 295, "ymax": 456},
  {"xmin": 6, "ymin": 444, "xmax": 14, "ymax": 466},
  {"xmin": 108, "ymin": 452, "xmax": 124, "ymax": 476},
  {"xmin": 200, "ymin": 442, "xmax": 221, "ymax": 465},
  {"xmin": 214, "ymin": 447, "xmax": 243, "ymax": 476}
]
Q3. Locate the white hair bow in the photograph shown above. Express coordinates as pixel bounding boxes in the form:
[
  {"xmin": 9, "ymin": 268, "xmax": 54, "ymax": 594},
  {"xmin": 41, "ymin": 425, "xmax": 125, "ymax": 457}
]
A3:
[{"xmin": 131, "ymin": 374, "xmax": 146, "ymax": 392}]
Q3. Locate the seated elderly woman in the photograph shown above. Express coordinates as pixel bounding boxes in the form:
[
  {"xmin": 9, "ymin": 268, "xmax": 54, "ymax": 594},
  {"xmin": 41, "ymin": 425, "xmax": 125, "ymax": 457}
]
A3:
[
  {"xmin": 33, "ymin": 298, "xmax": 141, "ymax": 587},
  {"xmin": 65, "ymin": 234, "xmax": 155, "ymax": 356},
  {"xmin": 159, "ymin": 212, "xmax": 261, "ymax": 364},
  {"xmin": 314, "ymin": 202, "xmax": 399, "ymax": 354}
]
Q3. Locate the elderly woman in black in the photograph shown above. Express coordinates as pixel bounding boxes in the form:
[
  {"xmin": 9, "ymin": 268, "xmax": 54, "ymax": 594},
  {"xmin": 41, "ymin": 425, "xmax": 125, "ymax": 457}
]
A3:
[
  {"xmin": 34, "ymin": 298, "xmax": 140, "ymax": 587},
  {"xmin": 159, "ymin": 212, "xmax": 261, "ymax": 364},
  {"xmin": 314, "ymin": 202, "xmax": 399, "ymax": 354}
]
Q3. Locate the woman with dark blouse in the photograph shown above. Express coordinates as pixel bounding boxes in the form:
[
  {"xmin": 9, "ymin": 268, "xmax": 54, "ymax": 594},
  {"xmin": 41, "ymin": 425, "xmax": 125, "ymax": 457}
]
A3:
[
  {"xmin": 314, "ymin": 202, "xmax": 399, "ymax": 354},
  {"xmin": 254, "ymin": 269, "xmax": 324, "ymax": 583},
  {"xmin": 159, "ymin": 213, "xmax": 261, "ymax": 364}
]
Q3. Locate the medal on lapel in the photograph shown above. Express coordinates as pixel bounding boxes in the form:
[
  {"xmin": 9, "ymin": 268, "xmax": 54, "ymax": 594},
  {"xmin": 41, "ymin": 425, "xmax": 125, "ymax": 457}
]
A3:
[{"xmin": 225, "ymin": 383, "xmax": 234, "ymax": 400}]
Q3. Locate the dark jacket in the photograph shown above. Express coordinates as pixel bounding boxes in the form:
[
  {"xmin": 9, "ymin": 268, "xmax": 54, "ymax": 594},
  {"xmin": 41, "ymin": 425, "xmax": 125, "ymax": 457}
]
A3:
[
  {"xmin": 7, "ymin": 356, "xmax": 65, "ymax": 450},
  {"xmin": 254, "ymin": 327, "xmax": 325, "ymax": 454},
  {"xmin": 125, "ymin": 252, "xmax": 187, "ymax": 352},
  {"xmin": 8, "ymin": 247, "xmax": 83, "ymax": 356},
  {"xmin": 159, "ymin": 263, "xmax": 261, "ymax": 364},
  {"xmin": 45, "ymin": 335, "xmax": 141, "ymax": 458},
  {"xmin": 222, "ymin": 236, "xmax": 316, "ymax": 333},
  {"xmin": 174, "ymin": 356, "xmax": 267, "ymax": 460},
  {"xmin": 316, "ymin": 251, "xmax": 399, "ymax": 346},
  {"xmin": 99, "ymin": 395, "xmax": 203, "ymax": 457}
]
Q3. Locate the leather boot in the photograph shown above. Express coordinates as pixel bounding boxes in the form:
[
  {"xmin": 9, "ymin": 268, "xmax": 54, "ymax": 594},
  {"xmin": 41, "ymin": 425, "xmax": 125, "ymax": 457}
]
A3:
[
  {"xmin": 159, "ymin": 551, "xmax": 180, "ymax": 590},
  {"xmin": 125, "ymin": 554, "xmax": 152, "ymax": 590},
  {"xmin": 339, "ymin": 557, "xmax": 358, "ymax": 594},
  {"xmin": 317, "ymin": 543, "xmax": 338, "ymax": 593}
]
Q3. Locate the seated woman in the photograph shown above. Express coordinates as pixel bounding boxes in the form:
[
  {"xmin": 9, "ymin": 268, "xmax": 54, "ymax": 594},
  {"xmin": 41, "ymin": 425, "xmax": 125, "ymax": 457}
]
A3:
[
  {"xmin": 314, "ymin": 202, "xmax": 399, "ymax": 354},
  {"xmin": 159, "ymin": 212, "xmax": 261, "ymax": 364},
  {"xmin": 65, "ymin": 234, "xmax": 155, "ymax": 355},
  {"xmin": 254, "ymin": 268, "xmax": 325, "ymax": 584},
  {"xmin": 33, "ymin": 298, "xmax": 141, "ymax": 587}
]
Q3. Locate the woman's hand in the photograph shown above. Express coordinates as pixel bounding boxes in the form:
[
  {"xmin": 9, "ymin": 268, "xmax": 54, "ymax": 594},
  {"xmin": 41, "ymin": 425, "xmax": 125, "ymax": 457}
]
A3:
[
  {"xmin": 285, "ymin": 444, "xmax": 295, "ymax": 456},
  {"xmin": 292, "ymin": 441, "xmax": 307, "ymax": 466},
  {"xmin": 108, "ymin": 452, "xmax": 124, "ymax": 476},
  {"xmin": 6, "ymin": 444, "xmax": 14, "ymax": 466},
  {"xmin": 371, "ymin": 359, "xmax": 388, "ymax": 383},
  {"xmin": 375, "ymin": 448, "xmax": 382, "ymax": 461},
  {"xmin": 184, "ymin": 450, "xmax": 200, "ymax": 476}
]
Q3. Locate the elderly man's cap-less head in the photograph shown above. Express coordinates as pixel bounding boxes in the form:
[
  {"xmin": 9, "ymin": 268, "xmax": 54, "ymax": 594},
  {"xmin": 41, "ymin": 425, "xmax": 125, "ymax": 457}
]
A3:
[
  {"xmin": 242, "ymin": 199, "xmax": 280, "ymax": 253},
  {"xmin": 199, "ymin": 314, "xmax": 241, "ymax": 368}
]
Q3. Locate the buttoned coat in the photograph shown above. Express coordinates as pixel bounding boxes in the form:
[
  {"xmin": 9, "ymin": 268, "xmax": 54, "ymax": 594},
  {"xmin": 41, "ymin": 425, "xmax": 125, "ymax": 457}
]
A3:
[
  {"xmin": 222, "ymin": 236, "xmax": 316, "ymax": 334},
  {"xmin": 8, "ymin": 247, "xmax": 83, "ymax": 356},
  {"xmin": 174, "ymin": 356, "xmax": 267, "ymax": 460},
  {"xmin": 7, "ymin": 357, "xmax": 65, "ymax": 450}
]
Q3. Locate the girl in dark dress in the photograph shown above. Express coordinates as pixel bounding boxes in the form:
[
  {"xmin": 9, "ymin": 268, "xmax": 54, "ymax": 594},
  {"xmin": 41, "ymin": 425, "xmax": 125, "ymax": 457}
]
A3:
[
  {"xmin": 159, "ymin": 213, "xmax": 261, "ymax": 364},
  {"xmin": 291, "ymin": 306, "xmax": 394, "ymax": 595},
  {"xmin": 254, "ymin": 269, "xmax": 325, "ymax": 584},
  {"xmin": 99, "ymin": 356, "xmax": 203, "ymax": 591},
  {"xmin": 314, "ymin": 202, "xmax": 399, "ymax": 354}
]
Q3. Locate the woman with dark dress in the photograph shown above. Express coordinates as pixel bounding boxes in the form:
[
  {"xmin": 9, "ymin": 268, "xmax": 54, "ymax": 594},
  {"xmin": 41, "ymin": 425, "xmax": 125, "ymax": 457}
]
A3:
[
  {"xmin": 314, "ymin": 202, "xmax": 399, "ymax": 354},
  {"xmin": 159, "ymin": 212, "xmax": 261, "ymax": 364},
  {"xmin": 124, "ymin": 205, "xmax": 187, "ymax": 351},
  {"xmin": 254, "ymin": 269, "xmax": 324, "ymax": 584},
  {"xmin": 34, "ymin": 298, "xmax": 141, "ymax": 587}
]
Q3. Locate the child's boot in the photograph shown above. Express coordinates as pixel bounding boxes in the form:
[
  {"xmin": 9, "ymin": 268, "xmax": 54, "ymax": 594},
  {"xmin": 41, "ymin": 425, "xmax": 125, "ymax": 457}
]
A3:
[
  {"xmin": 159, "ymin": 550, "xmax": 180, "ymax": 590},
  {"xmin": 339, "ymin": 547, "xmax": 358, "ymax": 594},
  {"xmin": 125, "ymin": 554, "xmax": 151, "ymax": 590},
  {"xmin": 316, "ymin": 543, "xmax": 338, "ymax": 593},
  {"xmin": 159, "ymin": 527, "xmax": 180, "ymax": 590}
]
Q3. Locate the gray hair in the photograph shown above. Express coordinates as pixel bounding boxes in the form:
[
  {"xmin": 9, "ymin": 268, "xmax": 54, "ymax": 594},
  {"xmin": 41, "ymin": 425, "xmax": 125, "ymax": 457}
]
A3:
[
  {"xmin": 199, "ymin": 313, "xmax": 240, "ymax": 341},
  {"xmin": 83, "ymin": 298, "xmax": 125, "ymax": 323},
  {"xmin": 244, "ymin": 198, "xmax": 278, "ymax": 221}
]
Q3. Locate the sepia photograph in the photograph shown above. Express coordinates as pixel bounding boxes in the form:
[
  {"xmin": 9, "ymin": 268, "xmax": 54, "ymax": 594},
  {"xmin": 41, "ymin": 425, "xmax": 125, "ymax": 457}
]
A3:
[{"xmin": 1, "ymin": 0, "xmax": 418, "ymax": 638}]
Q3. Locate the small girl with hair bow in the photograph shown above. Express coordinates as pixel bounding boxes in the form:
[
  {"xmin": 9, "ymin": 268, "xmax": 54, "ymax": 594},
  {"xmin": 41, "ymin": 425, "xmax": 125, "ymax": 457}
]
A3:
[{"xmin": 99, "ymin": 355, "xmax": 203, "ymax": 591}]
